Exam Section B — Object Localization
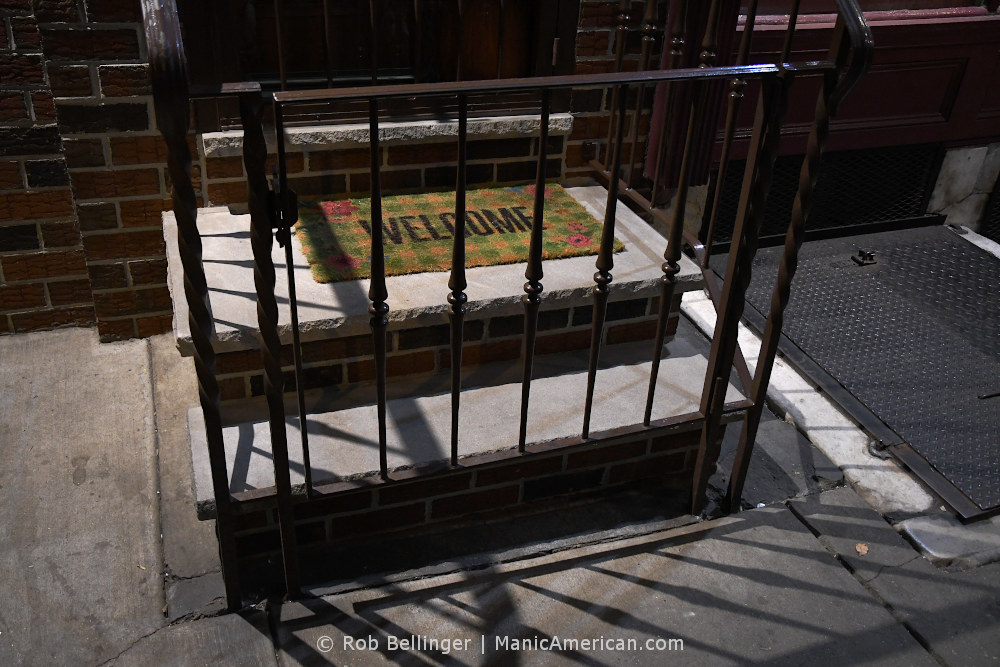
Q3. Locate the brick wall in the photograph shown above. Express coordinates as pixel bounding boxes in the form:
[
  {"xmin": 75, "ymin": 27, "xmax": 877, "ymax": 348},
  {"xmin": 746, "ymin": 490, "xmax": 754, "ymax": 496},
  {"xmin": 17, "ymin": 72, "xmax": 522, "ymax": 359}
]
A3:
[
  {"xmin": 200, "ymin": 136, "xmax": 568, "ymax": 208},
  {"xmin": 40, "ymin": 0, "xmax": 173, "ymax": 341},
  {"xmin": 213, "ymin": 293, "xmax": 682, "ymax": 407},
  {"xmin": 0, "ymin": 0, "xmax": 93, "ymax": 334},
  {"xmin": 231, "ymin": 425, "xmax": 702, "ymax": 577}
]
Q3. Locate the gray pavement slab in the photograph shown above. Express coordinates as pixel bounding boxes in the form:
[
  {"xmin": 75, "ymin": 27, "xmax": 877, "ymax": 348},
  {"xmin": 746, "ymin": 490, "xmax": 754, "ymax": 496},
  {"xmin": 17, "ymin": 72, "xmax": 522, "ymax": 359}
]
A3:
[
  {"xmin": 273, "ymin": 504, "xmax": 935, "ymax": 666},
  {"xmin": 107, "ymin": 610, "xmax": 276, "ymax": 666},
  {"xmin": 0, "ymin": 328, "xmax": 166, "ymax": 665},
  {"xmin": 165, "ymin": 572, "xmax": 228, "ymax": 624},
  {"xmin": 149, "ymin": 333, "xmax": 221, "ymax": 583},
  {"xmin": 714, "ymin": 407, "xmax": 844, "ymax": 509},
  {"xmin": 791, "ymin": 488, "xmax": 1000, "ymax": 665}
]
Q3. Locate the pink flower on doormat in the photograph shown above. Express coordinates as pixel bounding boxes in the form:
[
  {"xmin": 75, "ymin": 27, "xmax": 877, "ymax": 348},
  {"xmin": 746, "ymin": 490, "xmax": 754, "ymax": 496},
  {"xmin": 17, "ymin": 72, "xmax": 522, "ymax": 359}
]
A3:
[
  {"xmin": 567, "ymin": 222, "xmax": 589, "ymax": 232},
  {"xmin": 321, "ymin": 200, "xmax": 358, "ymax": 219},
  {"xmin": 324, "ymin": 254, "xmax": 363, "ymax": 271},
  {"xmin": 567, "ymin": 233, "xmax": 591, "ymax": 247},
  {"xmin": 525, "ymin": 185, "xmax": 555, "ymax": 198}
]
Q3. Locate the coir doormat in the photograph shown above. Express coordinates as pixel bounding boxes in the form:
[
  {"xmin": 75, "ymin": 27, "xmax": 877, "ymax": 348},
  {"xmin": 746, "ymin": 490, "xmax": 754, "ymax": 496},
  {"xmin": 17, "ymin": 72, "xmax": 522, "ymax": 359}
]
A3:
[{"xmin": 295, "ymin": 184, "xmax": 625, "ymax": 283}]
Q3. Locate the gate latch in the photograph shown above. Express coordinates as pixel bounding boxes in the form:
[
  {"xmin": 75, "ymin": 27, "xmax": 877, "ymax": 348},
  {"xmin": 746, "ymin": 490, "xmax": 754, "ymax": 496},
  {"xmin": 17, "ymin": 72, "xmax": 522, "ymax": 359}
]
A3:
[{"xmin": 851, "ymin": 248, "xmax": 876, "ymax": 266}]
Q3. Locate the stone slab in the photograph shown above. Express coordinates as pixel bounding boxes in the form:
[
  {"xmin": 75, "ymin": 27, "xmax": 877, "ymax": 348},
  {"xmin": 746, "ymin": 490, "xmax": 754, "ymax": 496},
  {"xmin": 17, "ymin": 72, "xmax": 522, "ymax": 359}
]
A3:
[
  {"xmin": 897, "ymin": 513, "xmax": 1000, "ymax": 569},
  {"xmin": 202, "ymin": 113, "xmax": 575, "ymax": 157},
  {"xmin": 0, "ymin": 328, "xmax": 165, "ymax": 665},
  {"xmin": 108, "ymin": 611, "xmax": 277, "ymax": 667},
  {"xmin": 166, "ymin": 572, "xmax": 228, "ymax": 623},
  {"xmin": 714, "ymin": 406, "xmax": 844, "ymax": 510},
  {"xmin": 274, "ymin": 505, "xmax": 935, "ymax": 666},
  {"xmin": 166, "ymin": 185, "xmax": 703, "ymax": 353},
  {"xmin": 149, "ymin": 333, "xmax": 222, "ymax": 581},
  {"xmin": 189, "ymin": 318, "xmax": 744, "ymax": 515},
  {"xmin": 791, "ymin": 488, "xmax": 1000, "ymax": 666},
  {"xmin": 789, "ymin": 487, "xmax": 931, "ymax": 584}
]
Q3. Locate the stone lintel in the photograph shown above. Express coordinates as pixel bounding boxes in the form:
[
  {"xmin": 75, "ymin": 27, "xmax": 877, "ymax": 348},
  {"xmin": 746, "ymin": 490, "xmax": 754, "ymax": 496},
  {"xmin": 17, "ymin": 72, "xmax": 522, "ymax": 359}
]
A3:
[{"xmin": 201, "ymin": 113, "xmax": 575, "ymax": 158}]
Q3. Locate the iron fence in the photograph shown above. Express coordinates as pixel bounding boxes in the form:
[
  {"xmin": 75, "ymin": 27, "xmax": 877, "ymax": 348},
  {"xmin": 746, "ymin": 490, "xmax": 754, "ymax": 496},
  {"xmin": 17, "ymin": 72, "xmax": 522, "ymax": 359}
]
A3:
[{"xmin": 142, "ymin": 0, "xmax": 871, "ymax": 607}]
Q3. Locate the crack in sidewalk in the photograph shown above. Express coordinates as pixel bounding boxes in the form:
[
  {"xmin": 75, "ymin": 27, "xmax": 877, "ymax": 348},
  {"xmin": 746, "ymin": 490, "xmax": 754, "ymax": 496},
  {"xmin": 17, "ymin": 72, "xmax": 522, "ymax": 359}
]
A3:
[{"xmin": 785, "ymin": 500, "xmax": 948, "ymax": 666}]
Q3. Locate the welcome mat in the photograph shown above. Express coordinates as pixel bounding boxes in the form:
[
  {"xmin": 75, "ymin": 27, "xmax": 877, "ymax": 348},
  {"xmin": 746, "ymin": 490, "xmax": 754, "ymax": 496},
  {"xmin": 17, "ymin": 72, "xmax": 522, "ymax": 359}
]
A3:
[{"xmin": 295, "ymin": 184, "xmax": 625, "ymax": 283}]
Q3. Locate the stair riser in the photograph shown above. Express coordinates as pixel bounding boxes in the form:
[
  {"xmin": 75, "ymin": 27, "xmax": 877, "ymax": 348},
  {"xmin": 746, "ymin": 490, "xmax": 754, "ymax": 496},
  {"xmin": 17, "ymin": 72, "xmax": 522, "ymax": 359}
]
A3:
[
  {"xmin": 214, "ymin": 293, "xmax": 681, "ymax": 414},
  {"xmin": 229, "ymin": 425, "xmax": 714, "ymax": 581}
]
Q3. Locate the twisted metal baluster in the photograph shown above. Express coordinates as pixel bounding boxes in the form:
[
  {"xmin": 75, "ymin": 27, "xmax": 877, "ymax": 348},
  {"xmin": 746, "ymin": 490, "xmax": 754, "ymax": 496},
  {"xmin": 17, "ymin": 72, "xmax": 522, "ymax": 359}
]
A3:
[
  {"xmin": 323, "ymin": 0, "xmax": 333, "ymax": 87},
  {"xmin": 272, "ymin": 0, "xmax": 287, "ymax": 90},
  {"xmin": 369, "ymin": 0, "xmax": 380, "ymax": 84},
  {"xmin": 496, "ymin": 0, "xmax": 506, "ymax": 78},
  {"xmin": 650, "ymin": 0, "xmax": 688, "ymax": 203},
  {"xmin": 241, "ymin": 95, "xmax": 289, "ymax": 479},
  {"xmin": 448, "ymin": 95, "xmax": 468, "ymax": 466},
  {"xmin": 726, "ymin": 14, "xmax": 872, "ymax": 512},
  {"xmin": 698, "ymin": 0, "xmax": 722, "ymax": 67},
  {"xmin": 140, "ymin": 0, "xmax": 242, "ymax": 610},
  {"xmin": 270, "ymin": 101, "xmax": 302, "ymax": 597},
  {"xmin": 780, "ymin": 0, "xmax": 803, "ymax": 65},
  {"xmin": 412, "ymin": 0, "xmax": 422, "ymax": 83},
  {"xmin": 455, "ymin": 0, "xmax": 464, "ymax": 80},
  {"xmin": 582, "ymin": 86, "xmax": 628, "ymax": 439},
  {"xmin": 518, "ymin": 89, "xmax": 550, "ymax": 452},
  {"xmin": 690, "ymin": 72, "xmax": 791, "ymax": 515}
]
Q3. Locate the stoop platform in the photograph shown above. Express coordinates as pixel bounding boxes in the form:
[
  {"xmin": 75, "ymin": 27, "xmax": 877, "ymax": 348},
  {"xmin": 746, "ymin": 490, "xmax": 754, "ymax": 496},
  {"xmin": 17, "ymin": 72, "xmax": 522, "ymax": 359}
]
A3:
[{"xmin": 165, "ymin": 184, "xmax": 703, "ymax": 353}]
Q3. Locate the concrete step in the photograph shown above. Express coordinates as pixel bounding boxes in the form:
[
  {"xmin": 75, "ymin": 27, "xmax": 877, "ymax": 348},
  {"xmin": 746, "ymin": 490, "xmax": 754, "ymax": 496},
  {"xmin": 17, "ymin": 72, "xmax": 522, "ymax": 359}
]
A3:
[
  {"xmin": 189, "ymin": 317, "xmax": 745, "ymax": 518},
  {"xmin": 164, "ymin": 184, "xmax": 704, "ymax": 354}
]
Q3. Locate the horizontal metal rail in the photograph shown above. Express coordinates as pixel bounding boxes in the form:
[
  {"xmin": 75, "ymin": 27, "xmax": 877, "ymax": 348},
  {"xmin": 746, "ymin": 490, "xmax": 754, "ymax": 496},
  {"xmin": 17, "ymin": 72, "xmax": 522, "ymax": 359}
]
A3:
[{"xmin": 271, "ymin": 62, "xmax": 831, "ymax": 104}]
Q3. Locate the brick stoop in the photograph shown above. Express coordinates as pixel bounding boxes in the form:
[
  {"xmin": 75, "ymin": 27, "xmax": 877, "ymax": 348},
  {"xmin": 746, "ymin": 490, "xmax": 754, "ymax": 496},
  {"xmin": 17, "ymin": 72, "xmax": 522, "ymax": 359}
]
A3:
[
  {"xmin": 174, "ymin": 183, "xmax": 716, "ymax": 596},
  {"xmin": 234, "ymin": 426, "xmax": 710, "ymax": 592},
  {"xmin": 187, "ymin": 316, "xmax": 745, "ymax": 594}
]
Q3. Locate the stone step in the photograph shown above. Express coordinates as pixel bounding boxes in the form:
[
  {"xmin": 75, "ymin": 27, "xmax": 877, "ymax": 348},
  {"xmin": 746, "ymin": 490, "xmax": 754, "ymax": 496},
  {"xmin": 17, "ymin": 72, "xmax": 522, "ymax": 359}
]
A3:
[
  {"xmin": 164, "ymin": 184, "xmax": 704, "ymax": 354},
  {"xmin": 189, "ymin": 316, "xmax": 745, "ymax": 518}
]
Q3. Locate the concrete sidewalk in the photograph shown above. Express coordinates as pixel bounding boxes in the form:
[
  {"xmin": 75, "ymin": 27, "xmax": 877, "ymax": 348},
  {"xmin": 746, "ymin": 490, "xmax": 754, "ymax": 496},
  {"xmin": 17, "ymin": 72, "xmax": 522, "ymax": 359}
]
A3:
[{"xmin": 1, "ymin": 326, "xmax": 998, "ymax": 665}]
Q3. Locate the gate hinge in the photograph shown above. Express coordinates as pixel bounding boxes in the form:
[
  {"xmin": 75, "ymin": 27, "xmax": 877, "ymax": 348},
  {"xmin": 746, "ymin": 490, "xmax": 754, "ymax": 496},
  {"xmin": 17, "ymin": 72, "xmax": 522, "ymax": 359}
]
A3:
[{"xmin": 269, "ymin": 168, "xmax": 298, "ymax": 248}]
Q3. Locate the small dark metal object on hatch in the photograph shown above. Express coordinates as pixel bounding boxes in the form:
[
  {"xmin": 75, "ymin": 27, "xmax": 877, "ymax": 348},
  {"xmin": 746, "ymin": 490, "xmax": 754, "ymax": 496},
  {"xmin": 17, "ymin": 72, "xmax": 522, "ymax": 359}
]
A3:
[{"xmin": 852, "ymin": 248, "xmax": 876, "ymax": 265}]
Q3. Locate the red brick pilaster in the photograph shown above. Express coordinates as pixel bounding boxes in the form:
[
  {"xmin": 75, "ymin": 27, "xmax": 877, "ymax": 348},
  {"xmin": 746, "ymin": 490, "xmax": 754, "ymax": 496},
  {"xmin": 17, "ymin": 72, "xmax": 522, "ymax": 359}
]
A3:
[{"xmin": 0, "ymin": 0, "xmax": 93, "ymax": 334}]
